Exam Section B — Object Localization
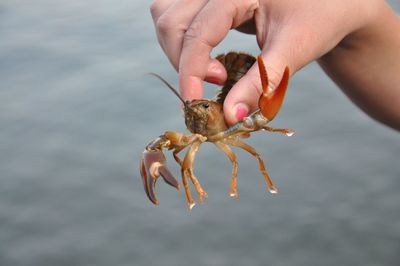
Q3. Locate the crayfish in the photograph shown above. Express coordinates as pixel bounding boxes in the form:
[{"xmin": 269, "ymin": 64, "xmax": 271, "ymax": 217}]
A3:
[{"xmin": 140, "ymin": 52, "xmax": 294, "ymax": 209}]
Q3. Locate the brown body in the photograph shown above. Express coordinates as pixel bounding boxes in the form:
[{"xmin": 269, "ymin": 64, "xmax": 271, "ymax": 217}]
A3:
[
  {"xmin": 140, "ymin": 52, "xmax": 294, "ymax": 210},
  {"xmin": 184, "ymin": 100, "xmax": 226, "ymax": 137}
]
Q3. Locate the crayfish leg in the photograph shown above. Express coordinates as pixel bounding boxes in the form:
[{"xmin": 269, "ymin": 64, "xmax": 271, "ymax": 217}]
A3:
[
  {"xmin": 181, "ymin": 140, "xmax": 208, "ymax": 209},
  {"xmin": 181, "ymin": 168, "xmax": 196, "ymax": 210},
  {"xmin": 214, "ymin": 141, "xmax": 239, "ymax": 199},
  {"xmin": 172, "ymin": 146, "xmax": 185, "ymax": 166},
  {"xmin": 263, "ymin": 126, "xmax": 295, "ymax": 137},
  {"xmin": 225, "ymin": 138, "xmax": 278, "ymax": 194},
  {"xmin": 186, "ymin": 168, "xmax": 208, "ymax": 202}
]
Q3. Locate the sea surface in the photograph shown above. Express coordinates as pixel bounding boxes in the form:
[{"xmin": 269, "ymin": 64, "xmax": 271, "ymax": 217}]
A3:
[{"xmin": 1, "ymin": 1, "xmax": 399, "ymax": 266}]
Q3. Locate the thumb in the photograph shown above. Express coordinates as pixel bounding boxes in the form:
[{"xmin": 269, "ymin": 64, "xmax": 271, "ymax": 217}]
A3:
[{"xmin": 223, "ymin": 50, "xmax": 291, "ymax": 126}]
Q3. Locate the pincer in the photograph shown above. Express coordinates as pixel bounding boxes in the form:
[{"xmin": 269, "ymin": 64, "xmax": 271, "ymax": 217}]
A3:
[
  {"xmin": 140, "ymin": 138, "xmax": 179, "ymax": 205},
  {"xmin": 257, "ymin": 55, "xmax": 290, "ymax": 121}
]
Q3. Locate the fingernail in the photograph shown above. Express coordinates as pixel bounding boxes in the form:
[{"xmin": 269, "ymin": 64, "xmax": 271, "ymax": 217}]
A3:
[
  {"xmin": 234, "ymin": 103, "xmax": 249, "ymax": 121},
  {"xmin": 205, "ymin": 76, "xmax": 220, "ymax": 84}
]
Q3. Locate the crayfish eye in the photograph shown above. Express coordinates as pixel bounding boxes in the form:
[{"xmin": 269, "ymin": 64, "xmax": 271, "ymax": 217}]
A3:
[{"xmin": 202, "ymin": 103, "xmax": 209, "ymax": 109}]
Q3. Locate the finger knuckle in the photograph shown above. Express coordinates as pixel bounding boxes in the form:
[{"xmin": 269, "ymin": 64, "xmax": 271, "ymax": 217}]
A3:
[
  {"xmin": 183, "ymin": 19, "xmax": 213, "ymax": 48},
  {"xmin": 150, "ymin": 0, "xmax": 162, "ymax": 18},
  {"xmin": 247, "ymin": 72, "xmax": 263, "ymax": 96},
  {"xmin": 156, "ymin": 15, "xmax": 173, "ymax": 35},
  {"xmin": 183, "ymin": 25, "xmax": 197, "ymax": 43},
  {"xmin": 229, "ymin": 0, "xmax": 258, "ymax": 10},
  {"xmin": 228, "ymin": 0, "xmax": 259, "ymax": 27},
  {"xmin": 266, "ymin": 66, "xmax": 283, "ymax": 90}
]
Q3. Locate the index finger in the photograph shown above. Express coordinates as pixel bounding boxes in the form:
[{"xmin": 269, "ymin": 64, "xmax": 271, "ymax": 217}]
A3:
[{"xmin": 179, "ymin": 0, "xmax": 259, "ymax": 100}]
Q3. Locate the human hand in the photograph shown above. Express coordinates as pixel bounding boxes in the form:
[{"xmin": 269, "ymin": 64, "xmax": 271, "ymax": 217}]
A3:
[{"xmin": 150, "ymin": 0, "xmax": 395, "ymax": 127}]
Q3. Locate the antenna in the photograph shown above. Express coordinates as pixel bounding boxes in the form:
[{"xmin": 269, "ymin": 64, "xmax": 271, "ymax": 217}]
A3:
[{"xmin": 147, "ymin": 73, "xmax": 186, "ymax": 105}]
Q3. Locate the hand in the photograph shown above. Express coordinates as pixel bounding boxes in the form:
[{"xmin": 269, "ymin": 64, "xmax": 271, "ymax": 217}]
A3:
[{"xmin": 151, "ymin": 0, "xmax": 400, "ymax": 130}]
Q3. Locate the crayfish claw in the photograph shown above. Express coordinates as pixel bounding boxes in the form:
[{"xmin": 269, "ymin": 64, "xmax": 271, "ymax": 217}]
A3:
[
  {"xmin": 140, "ymin": 149, "xmax": 179, "ymax": 205},
  {"xmin": 140, "ymin": 158, "xmax": 152, "ymax": 201},
  {"xmin": 158, "ymin": 165, "xmax": 180, "ymax": 190},
  {"xmin": 257, "ymin": 55, "xmax": 290, "ymax": 121}
]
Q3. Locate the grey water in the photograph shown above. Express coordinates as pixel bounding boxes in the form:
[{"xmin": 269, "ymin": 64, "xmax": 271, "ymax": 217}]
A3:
[{"xmin": 1, "ymin": 1, "xmax": 399, "ymax": 266}]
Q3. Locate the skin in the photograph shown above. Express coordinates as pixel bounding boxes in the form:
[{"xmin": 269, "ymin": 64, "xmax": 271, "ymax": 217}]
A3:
[{"xmin": 150, "ymin": 0, "xmax": 400, "ymax": 131}]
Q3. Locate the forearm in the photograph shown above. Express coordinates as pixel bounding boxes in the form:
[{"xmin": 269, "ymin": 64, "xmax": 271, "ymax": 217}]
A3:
[{"xmin": 318, "ymin": 2, "xmax": 400, "ymax": 130}]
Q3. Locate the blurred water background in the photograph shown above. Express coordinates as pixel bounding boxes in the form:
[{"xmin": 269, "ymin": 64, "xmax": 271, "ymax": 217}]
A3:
[{"xmin": 1, "ymin": 1, "xmax": 399, "ymax": 265}]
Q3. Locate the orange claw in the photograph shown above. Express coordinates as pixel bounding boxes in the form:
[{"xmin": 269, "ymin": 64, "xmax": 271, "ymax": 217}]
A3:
[{"xmin": 257, "ymin": 55, "xmax": 290, "ymax": 121}]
